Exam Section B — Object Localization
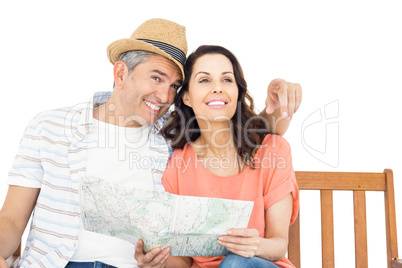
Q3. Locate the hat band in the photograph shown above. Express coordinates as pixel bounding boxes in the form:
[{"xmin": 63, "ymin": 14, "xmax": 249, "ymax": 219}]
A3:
[{"xmin": 138, "ymin": 39, "xmax": 186, "ymax": 67}]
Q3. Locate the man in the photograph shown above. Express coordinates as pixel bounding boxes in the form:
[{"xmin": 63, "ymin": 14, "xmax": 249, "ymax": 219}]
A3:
[{"xmin": 0, "ymin": 18, "xmax": 301, "ymax": 268}]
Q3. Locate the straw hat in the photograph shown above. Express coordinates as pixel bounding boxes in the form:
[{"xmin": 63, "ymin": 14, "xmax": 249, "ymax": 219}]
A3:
[{"xmin": 107, "ymin": 18, "xmax": 187, "ymax": 79}]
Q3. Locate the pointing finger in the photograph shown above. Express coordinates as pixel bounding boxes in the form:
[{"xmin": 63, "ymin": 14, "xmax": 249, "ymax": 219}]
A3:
[
  {"xmin": 278, "ymin": 81, "xmax": 288, "ymax": 117},
  {"xmin": 294, "ymin": 83, "xmax": 302, "ymax": 113},
  {"xmin": 287, "ymin": 85, "xmax": 296, "ymax": 118}
]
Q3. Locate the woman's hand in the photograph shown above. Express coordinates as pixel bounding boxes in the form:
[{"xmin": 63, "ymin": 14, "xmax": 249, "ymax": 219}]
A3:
[
  {"xmin": 217, "ymin": 194, "xmax": 293, "ymax": 262},
  {"xmin": 217, "ymin": 228, "xmax": 262, "ymax": 258}
]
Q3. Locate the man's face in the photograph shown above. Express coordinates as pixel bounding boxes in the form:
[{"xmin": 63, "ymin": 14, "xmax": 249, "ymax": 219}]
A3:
[{"xmin": 120, "ymin": 55, "xmax": 182, "ymax": 126}]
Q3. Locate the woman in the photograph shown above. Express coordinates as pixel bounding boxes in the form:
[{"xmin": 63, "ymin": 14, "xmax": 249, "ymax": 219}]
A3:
[{"xmin": 161, "ymin": 45, "xmax": 299, "ymax": 268}]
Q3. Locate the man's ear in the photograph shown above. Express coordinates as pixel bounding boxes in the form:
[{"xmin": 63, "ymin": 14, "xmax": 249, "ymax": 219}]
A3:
[
  {"xmin": 113, "ymin": 61, "xmax": 127, "ymax": 89},
  {"xmin": 182, "ymin": 91, "xmax": 192, "ymax": 107}
]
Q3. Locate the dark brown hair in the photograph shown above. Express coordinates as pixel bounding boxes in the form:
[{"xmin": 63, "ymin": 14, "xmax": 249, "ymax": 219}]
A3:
[{"xmin": 161, "ymin": 45, "xmax": 270, "ymax": 167}]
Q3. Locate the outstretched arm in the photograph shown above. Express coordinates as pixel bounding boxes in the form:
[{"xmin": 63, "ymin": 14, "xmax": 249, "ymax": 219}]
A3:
[{"xmin": 261, "ymin": 79, "xmax": 302, "ymax": 136}]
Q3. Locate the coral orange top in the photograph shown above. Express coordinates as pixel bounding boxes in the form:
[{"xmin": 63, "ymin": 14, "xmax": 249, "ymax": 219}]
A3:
[{"xmin": 162, "ymin": 134, "xmax": 299, "ymax": 268}]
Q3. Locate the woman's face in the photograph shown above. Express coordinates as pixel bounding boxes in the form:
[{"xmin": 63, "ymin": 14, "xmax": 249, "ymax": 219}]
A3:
[{"xmin": 183, "ymin": 53, "xmax": 238, "ymax": 123}]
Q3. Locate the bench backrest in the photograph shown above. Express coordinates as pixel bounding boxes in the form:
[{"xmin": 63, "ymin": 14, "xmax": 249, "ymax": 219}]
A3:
[
  {"xmin": 9, "ymin": 170, "xmax": 399, "ymax": 267},
  {"xmin": 288, "ymin": 169, "xmax": 399, "ymax": 268}
]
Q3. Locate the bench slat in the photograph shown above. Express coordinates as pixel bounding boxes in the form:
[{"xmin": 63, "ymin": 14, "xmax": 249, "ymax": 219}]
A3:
[
  {"xmin": 288, "ymin": 213, "xmax": 301, "ymax": 267},
  {"xmin": 384, "ymin": 169, "xmax": 399, "ymax": 268},
  {"xmin": 354, "ymin": 190, "xmax": 368, "ymax": 268},
  {"xmin": 321, "ymin": 190, "xmax": 335, "ymax": 268}
]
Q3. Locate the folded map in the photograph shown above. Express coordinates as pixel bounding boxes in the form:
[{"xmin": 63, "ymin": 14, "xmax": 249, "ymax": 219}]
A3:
[{"xmin": 80, "ymin": 176, "xmax": 254, "ymax": 256}]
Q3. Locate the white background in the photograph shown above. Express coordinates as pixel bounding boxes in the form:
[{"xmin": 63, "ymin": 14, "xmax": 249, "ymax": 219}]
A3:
[{"xmin": 0, "ymin": 1, "xmax": 401, "ymax": 267}]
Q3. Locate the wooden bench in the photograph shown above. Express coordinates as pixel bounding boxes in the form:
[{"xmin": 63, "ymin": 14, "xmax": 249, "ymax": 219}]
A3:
[
  {"xmin": 289, "ymin": 169, "xmax": 401, "ymax": 268},
  {"xmin": 6, "ymin": 169, "xmax": 401, "ymax": 267}
]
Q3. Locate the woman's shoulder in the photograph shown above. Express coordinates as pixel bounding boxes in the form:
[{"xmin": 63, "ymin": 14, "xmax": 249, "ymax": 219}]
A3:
[
  {"xmin": 263, "ymin": 133, "xmax": 291, "ymax": 146},
  {"xmin": 256, "ymin": 134, "xmax": 292, "ymax": 156}
]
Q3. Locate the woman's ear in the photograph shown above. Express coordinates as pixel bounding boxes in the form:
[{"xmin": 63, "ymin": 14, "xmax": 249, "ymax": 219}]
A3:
[
  {"xmin": 113, "ymin": 61, "xmax": 127, "ymax": 89},
  {"xmin": 182, "ymin": 91, "xmax": 192, "ymax": 107}
]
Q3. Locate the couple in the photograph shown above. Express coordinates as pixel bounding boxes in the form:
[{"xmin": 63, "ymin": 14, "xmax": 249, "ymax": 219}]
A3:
[{"xmin": 0, "ymin": 18, "xmax": 301, "ymax": 268}]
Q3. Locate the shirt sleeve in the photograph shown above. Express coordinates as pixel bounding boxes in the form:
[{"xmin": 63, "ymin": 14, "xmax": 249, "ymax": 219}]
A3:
[
  {"xmin": 8, "ymin": 114, "xmax": 44, "ymax": 188},
  {"xmin": 262, "ymin": 135, "xmax": 299, "ymax": 224}
]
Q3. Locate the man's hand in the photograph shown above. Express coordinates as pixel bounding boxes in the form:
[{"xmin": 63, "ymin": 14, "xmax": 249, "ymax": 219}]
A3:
[
  {"xmin": 217, "ymin": 228, "xmax": 261, "ymax": 258},
  {"xmin": 134, "ymin": 239, "xmax": 170, "ymax": 268},
  {"xmin": 265, "ymin": 78, "xmax": 302, "ymax": 121}
]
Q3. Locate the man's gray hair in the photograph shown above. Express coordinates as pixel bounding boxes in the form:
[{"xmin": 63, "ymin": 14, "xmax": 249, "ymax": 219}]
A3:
[{"xmin": 118, "ymin": 50, "xmax": 158, "ymax": 73}]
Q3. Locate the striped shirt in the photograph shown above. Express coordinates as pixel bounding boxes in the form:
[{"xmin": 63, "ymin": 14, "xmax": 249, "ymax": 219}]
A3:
[{"xmin": 8, "ymin": 92, "xmax": 170, "ymax": 267}]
